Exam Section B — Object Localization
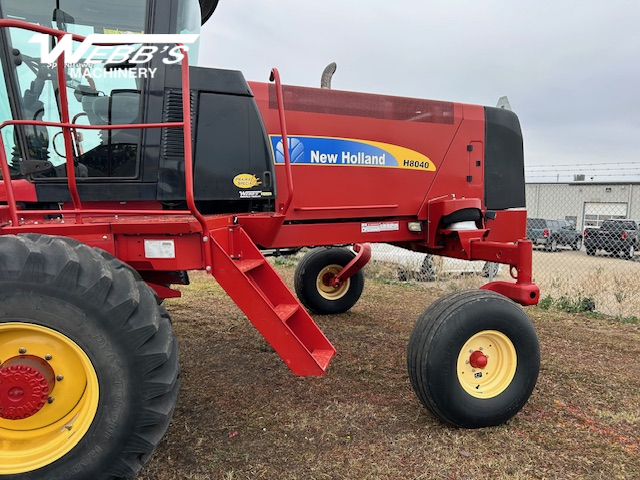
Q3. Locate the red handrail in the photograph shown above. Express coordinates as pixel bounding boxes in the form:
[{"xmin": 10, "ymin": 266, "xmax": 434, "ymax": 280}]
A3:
[
  {"xmin": 177, "ymin": 43, "xmax": 206, "ymax": 231},
  {"xmin": 0, "ymin": 19, "xmax": 213, "ymax": 269},
  {"xmin": 269, "ymin": 68, "xmax": 294, "ymax": 215},
  {"xmin": 55, "ymin": 47, "xmax": 82, "ymax": 216},
  {"xmin": 0, "ymin": 134, "xmax": 18, "ymax": 226}
]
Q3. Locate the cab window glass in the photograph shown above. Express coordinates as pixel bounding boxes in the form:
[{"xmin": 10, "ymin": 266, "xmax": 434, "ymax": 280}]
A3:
[
  {"xmin": 175, "ymin": 0, "xmax": 202, "ymax": 64},
  {"xmin": 0, "ymin": 0, "xmax": 146, "ymax": 178}
]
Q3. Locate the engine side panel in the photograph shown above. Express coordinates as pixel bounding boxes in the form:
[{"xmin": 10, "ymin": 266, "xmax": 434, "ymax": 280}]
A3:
[{"xmin": 249, "ymin": 82, "xmax": 493, "ymax": 222}]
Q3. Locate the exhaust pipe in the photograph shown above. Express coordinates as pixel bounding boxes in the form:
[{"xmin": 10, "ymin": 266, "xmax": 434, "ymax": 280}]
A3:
[{"xmin": 321, "ymin": 62, "xmax": 337, "ymax": 89}]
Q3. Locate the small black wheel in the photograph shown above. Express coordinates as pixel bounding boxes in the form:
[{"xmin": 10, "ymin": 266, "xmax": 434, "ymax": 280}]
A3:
[
  {"xmin": 294, "ymin": 247, "xmax": 365, "ymax": 314},
  {"xmin": 572, "ymin": 237, "xmax": 582, "ymax": 251},
  {"xmin": 0, "ymin": 234, "xmax": 179, "ymax": 479},
  {"xmin": 586, "ymin": 247, "xmax": 596, "ymax": 256},
  {"xmin": 407, "ymin": 290, "xmax": 540, "ymax": 428}
]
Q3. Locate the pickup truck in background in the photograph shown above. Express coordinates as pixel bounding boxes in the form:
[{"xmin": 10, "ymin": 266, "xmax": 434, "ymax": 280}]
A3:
[
  {"xmin": 527, "ymin": 218, "xmax": 583, "ymax": 251},
  {"xmin": 583, "ymin": 219, "xmax": 639, "ymax": 259}
]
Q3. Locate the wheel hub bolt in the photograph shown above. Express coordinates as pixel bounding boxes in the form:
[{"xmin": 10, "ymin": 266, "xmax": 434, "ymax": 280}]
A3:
[
  {"xmin": 47, "ymin": 397, "xmax": 55, "ymax": 404},
  {"xmin": 45, "ymin": 354, "xmax": 53, "ymax": 361},
  {"xmin": 18, "ymin": 348, "xmax": 26, "ymax": 354},
  {"xmin": 56, "ymin": 375, "xmax": 64, "ymax": 381}
]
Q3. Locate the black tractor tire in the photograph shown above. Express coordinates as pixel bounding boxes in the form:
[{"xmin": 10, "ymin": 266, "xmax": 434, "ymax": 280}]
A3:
[
  {"xmin": 572, "ymin": 237, "xmax": 583, "ymax": 251},
  {"xmin": 294, "ymin": 247, "xmax": 365, "ymax": 315},
  {"xmin": 407, "ymin": 290, "xmax": 540, "ymax": 428},
  {"xmin": 0, "ymin": 234, "xmax": 179, "ymax": 480}
]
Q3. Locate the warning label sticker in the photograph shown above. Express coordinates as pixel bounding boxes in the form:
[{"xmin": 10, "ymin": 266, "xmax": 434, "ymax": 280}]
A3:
[
  {"xmin": 361, "ymin": 221, "xmax": 400, "ymax": 233},
  {"xmin": 144, "ymin": 239, "xmax": 176, "ymax": 259}
]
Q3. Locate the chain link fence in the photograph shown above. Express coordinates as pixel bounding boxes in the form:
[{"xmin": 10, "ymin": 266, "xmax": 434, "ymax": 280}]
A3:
[{"xmin": 367, "ymin": 183, "xmax": 640, "ymax": 318}]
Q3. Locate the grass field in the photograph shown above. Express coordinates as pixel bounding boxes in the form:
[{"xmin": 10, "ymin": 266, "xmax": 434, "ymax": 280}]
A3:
[{"xmin": 135, "ymin": 266, "xmax": 640, "ymax": 480}]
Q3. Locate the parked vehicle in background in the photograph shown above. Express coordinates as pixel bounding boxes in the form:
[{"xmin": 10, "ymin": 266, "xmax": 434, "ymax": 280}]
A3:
[
  {"xmin": 527, "ymin": 218, "xmax": 581, "ymax": 251},
  {"xmin": 583, "ymin": 219, "xmax": 639, "ymax": 259},
  {"xmin": 527, "ymin": 218, "xmax": 557, "ymax": 250},
  {"xmin": 527, "ymin": 218, "xmax": 582, "ymax": 252},
  {"xmin": 556, "ymin": 220, "xmax": 583, "ymax": 250}
]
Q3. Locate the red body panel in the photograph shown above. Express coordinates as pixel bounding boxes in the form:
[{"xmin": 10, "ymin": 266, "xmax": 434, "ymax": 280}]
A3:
[{"xmin": 249, "ymin": 81, "xmax": 488, "ymax": 224}]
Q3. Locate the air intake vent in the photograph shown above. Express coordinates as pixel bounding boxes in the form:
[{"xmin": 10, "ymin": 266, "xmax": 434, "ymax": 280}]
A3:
[
  {"xmin": 269, "ymin": 84, "xmax": 454, "ymax": 124},
  {"xmin": 161, "ymin": 89, "xmax": 196, "ymax": 159}
]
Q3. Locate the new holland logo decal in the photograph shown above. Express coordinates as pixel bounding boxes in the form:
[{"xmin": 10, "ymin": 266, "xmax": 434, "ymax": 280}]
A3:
[{"xmin": 270, "ymin": 136, "xmax": 435, "ymax": 171}]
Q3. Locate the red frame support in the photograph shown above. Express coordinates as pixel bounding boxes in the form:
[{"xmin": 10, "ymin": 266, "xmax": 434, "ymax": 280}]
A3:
[{"xmin": 476, "ymin": 239, "xmax": 539, "ymax": 306}]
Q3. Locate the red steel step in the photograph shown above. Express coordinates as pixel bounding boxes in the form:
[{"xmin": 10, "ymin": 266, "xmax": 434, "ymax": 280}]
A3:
[
  {"xmin": 274, "ymin": 303, "xmax": 299, "ymax": 322},
  {"xmin": 208, "ymin": 226, "xmax": 336, "ymax": 376},
  {"xmin": 235, "ymin": 258, "xmax": 265, "ymax": 273}
]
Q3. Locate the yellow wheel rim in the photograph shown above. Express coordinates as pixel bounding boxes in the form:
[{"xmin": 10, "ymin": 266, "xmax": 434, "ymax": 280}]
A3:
[
  {"xmin": 316, "ymin": 264, "xmax": 350, "ymax": 301},
  {"xmin": 456, "ymin": 330, "xmax": 517, "ymax": 399},
  {"xmin": 0, "ymin": 322, "xmax": 99, "ymax": 474}
]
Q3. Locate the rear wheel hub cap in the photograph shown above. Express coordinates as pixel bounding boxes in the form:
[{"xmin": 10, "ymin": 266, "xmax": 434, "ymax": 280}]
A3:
[
  {"xmin": 0, "ymin": 356, "xmax": 55, "ymax": 420},
  {"xmin": 469, "ymin": 350, "xmax": 488, "ymax": 369}
]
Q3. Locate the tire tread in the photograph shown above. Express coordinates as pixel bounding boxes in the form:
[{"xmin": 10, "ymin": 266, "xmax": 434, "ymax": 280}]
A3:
[
  {"xmin": 0, "ymin": 234, "xmax": 179, "ymax": 480},
  {"xmin": 407, "ymin": 290, "xmax": 539, "ymax": 428}
]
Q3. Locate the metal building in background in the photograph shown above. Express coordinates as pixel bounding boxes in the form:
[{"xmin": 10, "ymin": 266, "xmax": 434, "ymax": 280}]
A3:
[{"xmin": 525, "ymin": 182, "xmax": 640, "ymax": 230}]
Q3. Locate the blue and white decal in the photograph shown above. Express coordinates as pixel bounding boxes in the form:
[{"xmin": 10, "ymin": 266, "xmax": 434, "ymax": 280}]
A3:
[{"xmin": 269, "ymin": 135, "xmax": 435, "ymax": 171}]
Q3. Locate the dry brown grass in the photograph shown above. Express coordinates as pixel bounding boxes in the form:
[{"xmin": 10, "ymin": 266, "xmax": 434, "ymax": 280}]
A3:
[
  {"xmin": 530, "ymin": 250, "xmax": 640, "ymax": 317},
  {"xmin": 135, "ymin": 267, "xmax": 640, "ymax": 480},
  {"xmin": 369, "ymin": 245, "xmax": 640, "ymax": 317}
]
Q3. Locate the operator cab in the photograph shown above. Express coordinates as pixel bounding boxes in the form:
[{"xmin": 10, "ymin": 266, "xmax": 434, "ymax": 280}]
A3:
[{"xmin": 0, "ymin": 0, "xmax": 275, "ymax": 213}]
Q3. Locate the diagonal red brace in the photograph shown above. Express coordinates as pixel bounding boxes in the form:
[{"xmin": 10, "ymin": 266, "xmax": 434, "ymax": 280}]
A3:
[{"xmin": 332, "ymin": 243, "xmax": 372, "ymax": 287}]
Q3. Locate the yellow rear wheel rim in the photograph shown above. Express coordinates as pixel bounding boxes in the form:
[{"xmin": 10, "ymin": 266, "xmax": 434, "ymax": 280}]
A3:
[
  {"xmin": 316, "ymin": 264, "xmax": 350, "ymax": 301},
  {"xmin": 0, "ymin": 322, "xmax": 99, "ymax": 474},
  {"xmin": 456, "ymin": 330, "xmax": 517, "ymax": 399}
]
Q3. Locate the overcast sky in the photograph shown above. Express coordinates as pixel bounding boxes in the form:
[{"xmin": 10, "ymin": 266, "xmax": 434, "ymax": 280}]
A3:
[{"xmin": 200, "ymin": 0, "xmax": 640, "ymax": 182}]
